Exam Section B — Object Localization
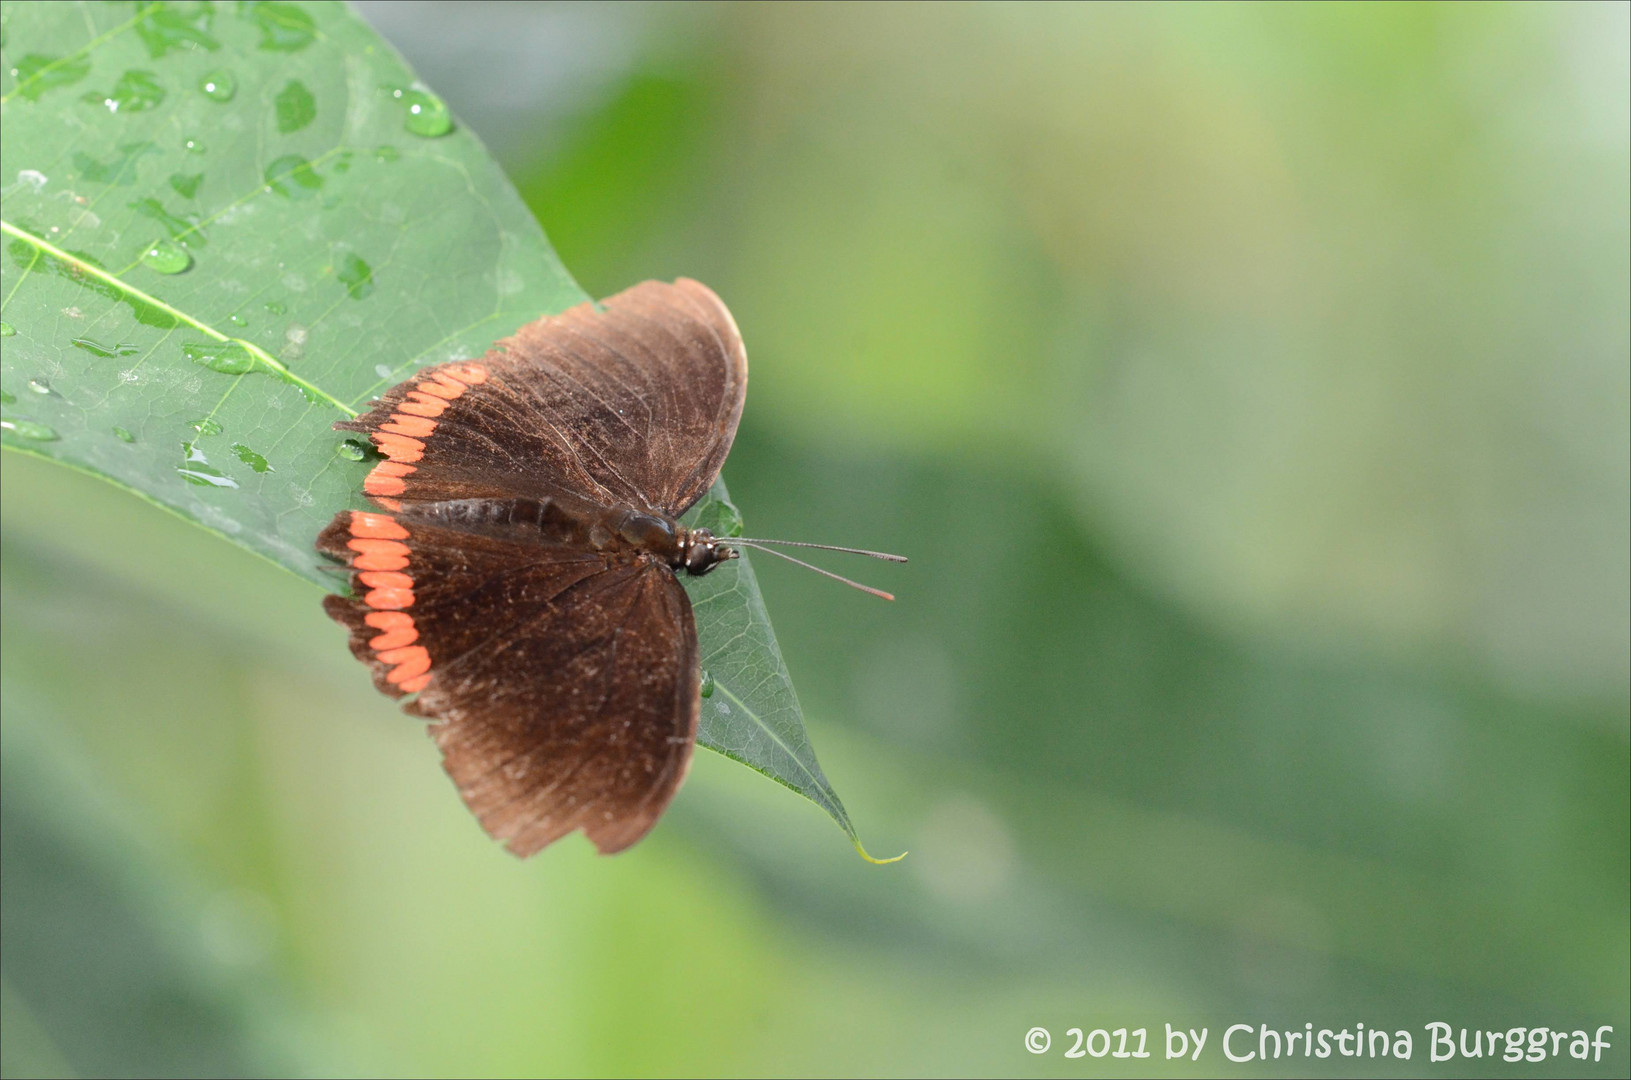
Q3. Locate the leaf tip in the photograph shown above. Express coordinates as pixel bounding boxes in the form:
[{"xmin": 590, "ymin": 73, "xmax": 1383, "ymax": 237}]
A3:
[{"xmin": 852, "ymin": 838, "xmax": 908, "ymax": 866}]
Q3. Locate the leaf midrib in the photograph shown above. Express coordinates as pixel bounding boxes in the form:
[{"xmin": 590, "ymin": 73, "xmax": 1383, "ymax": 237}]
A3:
[{"xmin": 0, "ymin": 218, "xmax": 358, "ymax": 417}]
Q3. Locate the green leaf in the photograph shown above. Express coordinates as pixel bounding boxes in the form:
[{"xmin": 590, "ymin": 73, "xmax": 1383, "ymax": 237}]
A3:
[
  {"xmin": 684, "ymin": 485, "xmax": 899, "ymax": 862},
  {"xmin": 0, "ymin": 0, "xmax": 877, "ymax": 854}
]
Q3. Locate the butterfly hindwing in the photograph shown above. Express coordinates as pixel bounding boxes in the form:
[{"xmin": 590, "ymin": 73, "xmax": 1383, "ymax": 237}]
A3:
[{"xmin": 318, "ymin": 506, "xmax": 699, "ymax": 855}]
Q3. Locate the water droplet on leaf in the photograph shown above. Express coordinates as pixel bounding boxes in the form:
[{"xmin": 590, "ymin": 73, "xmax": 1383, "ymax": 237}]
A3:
[
  {"xmin": 184, "ymin": 137, "xmax": 205, "ymax": 154},
  {"xmin": 248, "ymin": 2, "xmax": 316, "ymax": 52},
  {"xmin": 336, "ymin": 438, "xmax": 370, "ymax": 461},
  {"xmin": 113, "ymin": 426, "xmax": 135, "ymax": 442},
  {"xmin": 227, "ymin": 313, "xmax": 247, "ymax": 327},
  {"xmin": 264, "ymin": 154, "xmax": 322, "ymax": 199},
  {"xmin": 11, "ymin": 53, "xmax": 91, "ymax": 101},
  {"xmin": 190, "ymin": 417, "xmax": 224, "ymax": 436},
  {"xmin": 373, "ymin": 146, "xmax": 401, "ymax": 163},
  {"xmin": 106, "ymin": 69, "xmax": 164, "ymax": 112},
  {"xmin": 699, "ymin": 670, "xmax": 715, "ymax": 698},
  {"xmin": 169, "ymin": 172, "xmax": 204, "ymax": 199},
  {"xmin": 138, "ymin": 7, "xmax": 221, "ymax": 58},
  {"xmin": 400, "ymin": 89, "xmax": 452, "ymax": 137},
  {"xmin": 0, "ymin": 390, "xmax": 14, "ymax": 404},
  {"xmin": 2, "ymin": 418, "xmax": 60, "ymax": 440},
  {"xmin": 141, "ymin": 238, "xmax": 191, "ymax": 274},
  {"xmin": 0, "ymin": 322, "xmax": 14, "ymax": 337},
  {"xmin": 177, "ymin": 442, "xmax": 239, "ymax": 488},
  {"xmin": 231, "ymin": 443, "xmax": 272, "ymax": 473},
  {"xmin": 265, "ymin": 301, "xmax": 286, "ymax": 315},
  {"xmin": 337, "ymin": 254, "xmax": 373, "ymax": 300},
  {"xmin": 198, "ymin": 69, "xmax": 237, "ymax": 101},
  {"xmin": 274, "ymin": 79, "xmax": 316, "ymax": 133},
  {"xmin": 71, "ymin": 338, "xmax": 140, "ymax": 358},
  {"xmin": 74, "ymin": 143, "xmax": 157, "ymax": 185},
  {"xmin": 27, "ymin": 378, "xmax": 56, "ymax": 396},
  {"xmin": 184, "ymin": 341, "xmax": 255, "ymax": 375}
]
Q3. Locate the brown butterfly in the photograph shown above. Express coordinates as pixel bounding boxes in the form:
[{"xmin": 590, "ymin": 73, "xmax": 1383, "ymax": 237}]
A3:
[{"xmin": 316, "ymin": 280, "xmax": 900, "ymax": 856}]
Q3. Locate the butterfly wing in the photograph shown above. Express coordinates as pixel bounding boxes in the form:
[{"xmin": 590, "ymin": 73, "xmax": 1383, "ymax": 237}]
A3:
[
  {"xmin": 318, "ymin": 508, "xmax": 698, "ymax": 855},
  {"xmin": 335, "ymin": 278, "xmax": 746, "ymax": 518}
]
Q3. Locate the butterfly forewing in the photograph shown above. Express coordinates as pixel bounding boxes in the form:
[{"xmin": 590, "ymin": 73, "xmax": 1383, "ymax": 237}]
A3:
[
  {"xmin": 317, "ymin": 279, "xmax": 745, "ymax": 856},
  {"xmin": 335, "ymin": 277, "xmax": 745, "ymax": 516}
]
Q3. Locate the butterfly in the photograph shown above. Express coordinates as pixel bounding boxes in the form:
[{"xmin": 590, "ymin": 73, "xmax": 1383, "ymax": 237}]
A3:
[{"xmin": 317, "ymin": 279, "xmax": 901, "ymax": 857}]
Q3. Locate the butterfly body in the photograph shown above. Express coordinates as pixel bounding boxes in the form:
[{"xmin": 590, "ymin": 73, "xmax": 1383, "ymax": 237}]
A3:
[{"xmin": 316, "ymin": 280, "xmax": 746, "ymax": 857}]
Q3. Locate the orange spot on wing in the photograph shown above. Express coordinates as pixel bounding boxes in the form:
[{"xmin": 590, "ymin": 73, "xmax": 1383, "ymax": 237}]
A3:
[
  {"xmin": 417, "ymin": 377, "xmax": 466, "ymax": 400},
  {"xmin": 358, "ymin": 570, "xmax": 413, "ymax": 590},
  {"xmin": 397, "ymin": 673, "xmax": 432, "ymax": 693},
  {"xmin": 400, "ymin": 392, "xmax": 450, "ymax": 416},
  {"xmin": 374, "ymin": 497, "xmax": 403, "ymax": 511},
  {"xmin": 373, "ymin": 433, "xmax": 425, "ymax": 463},
  {"xmin": 349, "ymin": 511, "xmax": 409, "ymax": 539},
  {"xmin": 365, "ymin": 587, "xmax": 415, "ymax": 610},
  {"xmin": 382, "ymin": 646, "xmax": 432, "ymax": 682},
  {"xmin": 370, "ymin": 624, "xmax": 419, "ymax": 650},
  {"xmin": 364, "ymin": 470, "xmax": 407, "ymax": 497},
  {"xmin": 381, "ymin": 415, "xmax": 437, "ymax": 438},
  {"xmin": 353, "ymin": 551, "xmax": 409, "ymax": 570},
  {"xmin": 372, "ymin": 460, "xmax": 415, "ymax": 478},
  {"xmin": 445, "ymin": 363, "xmax": 488, "ymax": 385},
  {"xmin": 347, "ymin": 538, "xmax": 410, "ymax": 558},
  {"xmin": 365, "ymin": 611, "xmax": 413, "ymax": 630}
]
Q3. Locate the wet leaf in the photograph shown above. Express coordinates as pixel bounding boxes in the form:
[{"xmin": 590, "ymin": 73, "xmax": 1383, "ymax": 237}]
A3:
[{"xmin": 0, "ymin": 0, "xmax": 865, "ymax": 846}]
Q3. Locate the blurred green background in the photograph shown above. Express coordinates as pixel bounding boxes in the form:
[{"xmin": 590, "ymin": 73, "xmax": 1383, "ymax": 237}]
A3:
[{"xmin": 3, "ymin": 2, "xmax": 1627, "ymax": 1076}]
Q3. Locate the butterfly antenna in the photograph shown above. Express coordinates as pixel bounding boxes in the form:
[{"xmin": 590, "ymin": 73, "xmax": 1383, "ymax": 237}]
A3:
[
  {"xmin": 730, "ymin": 538, "xmax": 907, "ymax": 563},
  {"xmin": 731, "ymin": 541, "xmax": 897, "ymax": 601}
]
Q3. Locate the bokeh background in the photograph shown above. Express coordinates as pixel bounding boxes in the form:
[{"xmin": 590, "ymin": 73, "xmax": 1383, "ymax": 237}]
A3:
[{"xmin": 3, "ymin": 2, "xmax": 1627, "ymax": 1076}]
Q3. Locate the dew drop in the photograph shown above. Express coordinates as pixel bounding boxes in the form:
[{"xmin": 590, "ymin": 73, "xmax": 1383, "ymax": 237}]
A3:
[
  {"xmin": 141, "ymin": 238, "xmax": 191, "ymax": 274},
  {"xmin": 227, "ymin": 313, "xmax": 248, "ymax": 327},
  {"xmin": 231, "ymin": 443, "xmax": 272, "ymax": 473},
  {"xmin": 177, "ymin": 441, "xmax": 239, "ymax": 488},
  {"xmin": 169, "ymin": 171, "xmax": 204, "ymax": 199},
  {"xmin": 274, "ymin": 79, "xmax": 316, "ymax": 133},
  {"xmin": 699, "ymin": 670, "xmax": 715, "ymax": 699},
  {"xmin": 99, "ymin": 69, "xmax": 164, "ymax": 113},
  {"xmin": 198, "ymin": 69, "xmax": 237, "ymax": 102},
  {"xmin": 0, "ymin": 322, "xmax": 14, "ymax": 337},
  {"xmin": 373, "ymin": 145, "xmax": 401, "ymax": 164},
  {"xmin": 265, "ymin": 300, "xmax": 286, "ymax": 315},
  {"xmin": 183, "ymin": 137, "xmax": 205, "ymax": 154},
  {"xmin": 264, "ymin": 154, "xmax": 322, "ymax": 199},
  {"xmin": 374, "ymin": 363, "xmax": 392, "ymax": 378},
  {"xmin": 190, "ymin": 417, "xmax": 224, "ymax": 436},
  {"xmin": 335, "ymin": 438, "xmax": 369, "ymax": 461},
  {"xmin": 183, "ymin": 341, "xmax": 255, "ymax": 375},
  {"xmin": 0, "ymin": 390, "xmax": 14, "ymax": 404},
  {"xmin": 71, "ymin": 338, "xmax": 140, "ymax": 358},
  {"xmin": 1, "ymin": 418, "xmax": 61, "ymax": 441},
  {"xmin": 399, "ymin": 89, "xmax": 452, "ymax": 137},
  {"xmin": 113, "ymin": 426, "xmax": 135, "ymax": 442},
  {"xmin": 337, "ymin": 254, "xmax": 373, "ymax": 300},
  {"xmin": 27, "ymin": 377, "xmax": 56, "ymax": 396}
]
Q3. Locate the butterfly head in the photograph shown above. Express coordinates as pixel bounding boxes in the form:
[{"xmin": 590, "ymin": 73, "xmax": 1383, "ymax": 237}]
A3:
[{"xmin": 678, "ymin": 527, "xmax": 738, "ymax": 576}]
